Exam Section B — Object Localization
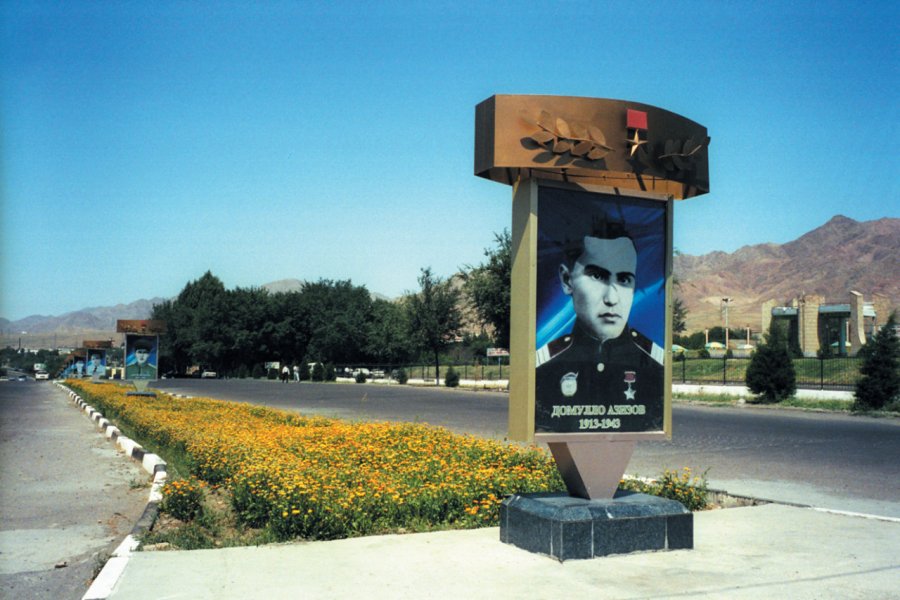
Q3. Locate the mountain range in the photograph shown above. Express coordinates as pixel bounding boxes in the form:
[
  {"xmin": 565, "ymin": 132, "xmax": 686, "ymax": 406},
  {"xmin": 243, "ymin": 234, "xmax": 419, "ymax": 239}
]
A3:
[
  {"xmin": 3, "ymin": 215, "xmax": 897, "ymax": 348},
  {"xmin": 674, "ymin": 215, "xmax": 899, "ymax": 333}
]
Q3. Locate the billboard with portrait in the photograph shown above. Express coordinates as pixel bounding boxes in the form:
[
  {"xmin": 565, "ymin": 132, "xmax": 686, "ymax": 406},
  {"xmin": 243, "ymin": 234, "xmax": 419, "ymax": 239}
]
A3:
[
  {"xmin": 534, "ymin": 186, "xmax": 668, "ymax": 434},
  {"xmin": 85, "ymin": 349, "xmax": 107, "ymax": 377},
  {"xmin": 125, "ymin": 334, "xmax": 158, "ymax": 380}
]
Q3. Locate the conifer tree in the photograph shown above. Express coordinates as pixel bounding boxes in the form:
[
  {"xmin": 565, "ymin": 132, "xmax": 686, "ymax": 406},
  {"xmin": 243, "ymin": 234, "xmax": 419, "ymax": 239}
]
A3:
[
  {"xmin": 746, "ymin": 320, "xmax": 796, "ymax": 403},
  {"xmin": 854, "ymin": 313, "xmax": 900, "ymax": 411}
]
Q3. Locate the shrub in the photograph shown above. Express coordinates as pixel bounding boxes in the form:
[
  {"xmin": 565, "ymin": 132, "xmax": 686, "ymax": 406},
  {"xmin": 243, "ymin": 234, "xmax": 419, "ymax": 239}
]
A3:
[
  {"xmin": 311, "ymin": 362, "xmax": 325, "ymax": 382},
  {"xmin": 324, "ymin": 363, "xmax": 336, "ymax": 382},
  {"xmin": 236, "ymin": 364, "xmax": 250, "ymax": 379},
  {"xmin": 298, "ymin": 358, "xmax": 310, "ymax": 381},
  {"xmin": 698, "ymin": 348, "xmax": 710, "ymax": 359},
  {"xmin": 654, "ymin": 468, "xmax": 709, "ymax": 511},
  {"xmin": 854, "ymin": 313, "xmax": 900, "ymax": 411},
  {"xmin": 251, "ymin": 364, "xmax": 265, "ymax": 379},
  {"xmin": 393, "ymin": 368, "xmax": 409, "ymax": 384},
  {"xmin": 746, "ymin": 321, "xmax": 796, "ymax": 403},
  {"xmin": 618, "ymin": 467, "xmax": 709, "ymax": 511},
  {"xmin": 444, "ymin": 366, "xmax": 460, "ymax": 388},
  {"xmin": 161, "ymin": 477, "xmax": 206, "ymax": 522},
  {"xmin": 267, "ymin": 368, "xmax": 278, "ymax": 380},
  {"xmin": 355, "ymin": 371, "xmax": 367, "ymax": 383}
]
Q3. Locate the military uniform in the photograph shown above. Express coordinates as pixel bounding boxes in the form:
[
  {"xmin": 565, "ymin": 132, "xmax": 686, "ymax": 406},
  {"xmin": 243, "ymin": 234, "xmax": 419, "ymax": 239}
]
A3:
[
  {"xmin": 535, "ymin": 323, "xmax": 664, "ymax": 433},
  {"xmin": 125, "ymin": 363, "xmax": 157, "ymax": 380}
]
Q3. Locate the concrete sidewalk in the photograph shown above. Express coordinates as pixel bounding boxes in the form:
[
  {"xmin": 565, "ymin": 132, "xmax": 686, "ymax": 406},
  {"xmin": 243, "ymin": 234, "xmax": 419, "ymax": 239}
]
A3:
[{"xmin": 101, "ymin": 503, "xmax": 898, "ymax": 599}]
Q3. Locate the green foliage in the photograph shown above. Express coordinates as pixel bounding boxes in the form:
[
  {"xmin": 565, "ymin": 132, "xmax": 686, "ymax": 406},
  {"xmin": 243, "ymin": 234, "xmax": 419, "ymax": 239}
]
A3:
[
  {"xmin": 161, "ymin": 477, "xmax": 206, "ymax": 522},
  {"xmin": 355, "ymin": 371, "xmax": 367, "ymax": 383},
  {"xmin": 462, "ymin": 230, "xmax": 511, "ymax": 348},
  {"xmin": 251, "ymin": 364, "xmax": 265, "ymax": 379},
  {"xmin": 297, "ymin": 360, "xmax": 310, "ymax": 381},
  {"xmin": 393, "ymin": 368, "xmax": 408, "ymax": 384},
  {"xmin": 266, "ymin": 368, "xmax": 278, "ymax": 380},
  {"xmin": 672, "ymin": 296, "xmax": 688, "ymax": 335},
  {"xmin": 406, "ymin": 268, "xmax": 463, "ymax": 384},
  {"xmin": 618, "ymin": 468, "xmax": 709, "ymax": 511},
  {"xmin": 324, "ymin": 363, "xmax": 335, "ymax": 382},
  {"xmin": 853, "ymin": 313, "xmax": 900, "ymax": 411},
  {"xmin": 311, "ymin": 362, "xmax": 325, "ymax": 382},
  {"xmin": 444, "ymin": 366, "xmax": 460, "ymax": 387},
  {"xmin": 745, "ymin": 321, "xmax": 796, "ymax": 403},
  {"xmin": 236, "ymin": 364, "xmax": 249, "ymax": 379},
  {"xmin": 299, "ymin": 280, "xmax": 373, "ymax": 364},
  {"xmin": 0, "ymin": 347, "xmax": 65, "ymax": 376},
  {"xmin": 364, "ymin": 299, "xmax": 414, "ymax": 365}
]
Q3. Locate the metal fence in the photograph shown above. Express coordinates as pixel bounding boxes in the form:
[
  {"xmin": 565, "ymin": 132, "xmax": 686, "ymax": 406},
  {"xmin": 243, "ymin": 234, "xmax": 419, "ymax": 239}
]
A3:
[
  {"xmin": 334, "ymin": 362, "xmax": 508, "ymax": 383},
  {"xmin": 339, "ymin": 356, "xmax": 864, "ymax": 391},
  {"xmin": 672, "ymin": 356, "xmax": 864, "ymax": 390}
]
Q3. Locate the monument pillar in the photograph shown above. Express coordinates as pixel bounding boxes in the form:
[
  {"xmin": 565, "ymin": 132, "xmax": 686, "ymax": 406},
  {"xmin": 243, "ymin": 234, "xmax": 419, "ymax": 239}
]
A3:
[
  {"xmin": 849, "ymin": 291, "xmax": 866, "ymax": 355},
  {"xmin": 476, "ymin": 94, "xmax": 709, "ymax": 559}
]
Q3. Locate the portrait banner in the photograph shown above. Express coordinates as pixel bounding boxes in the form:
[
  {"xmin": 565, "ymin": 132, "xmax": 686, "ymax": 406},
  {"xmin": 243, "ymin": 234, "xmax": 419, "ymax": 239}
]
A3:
[
  {"xmin": 125, "ymin": 334, "xmax": 158, "ymax": 380},
  {"xmin": 534, "ymin": 186, "xmax": 668, "ymax": 435},
  {"xmin": 85, "ymin": 349, "xmax": 107, "ymax": 378}
]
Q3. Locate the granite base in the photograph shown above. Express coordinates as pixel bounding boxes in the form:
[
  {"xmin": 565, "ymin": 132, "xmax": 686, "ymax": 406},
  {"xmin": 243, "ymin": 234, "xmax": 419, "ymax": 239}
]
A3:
[{"xmin": 500, "ymin": 491, "xmax": 693, "ymax": 561}]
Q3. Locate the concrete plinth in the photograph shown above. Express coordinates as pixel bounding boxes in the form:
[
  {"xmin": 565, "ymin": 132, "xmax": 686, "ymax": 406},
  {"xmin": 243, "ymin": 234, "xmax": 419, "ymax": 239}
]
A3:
[{"xmin": 500, "ymin": 491, "xmax": 692, "ymax": 561}]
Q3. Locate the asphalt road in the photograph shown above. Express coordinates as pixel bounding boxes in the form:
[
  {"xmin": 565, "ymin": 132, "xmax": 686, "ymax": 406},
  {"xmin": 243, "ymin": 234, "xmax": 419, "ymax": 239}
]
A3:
[
  {"xmin": 155, "ymin": 378, "xmax": 900, "ymax": 518},
  {"xmin": 0, "ymin": 380, "xmax": 149, "ymax": 600}
]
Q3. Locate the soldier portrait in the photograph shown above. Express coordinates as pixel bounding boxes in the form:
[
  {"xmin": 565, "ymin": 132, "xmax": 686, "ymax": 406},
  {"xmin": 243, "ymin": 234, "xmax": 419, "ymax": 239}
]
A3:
[
  {"xmin": 86, "ymin": 350, "xmax": 106, "ymax": 377},
  {"xmin": 535, "ymin": 187, "xmax": 666, "ymax": 434},
  {"xmin": 125, "ymin": 335, "xmax": 158, "ymax": 380}
]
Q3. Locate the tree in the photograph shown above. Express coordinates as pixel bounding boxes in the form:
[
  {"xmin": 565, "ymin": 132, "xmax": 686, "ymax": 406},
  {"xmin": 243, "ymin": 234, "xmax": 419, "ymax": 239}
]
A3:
[
  {"xmin": 364, "ymin": 299, "xmax": 413, "ymax": 364},
  {"xmin": 298, "ymin": 280, "xmax": 373, "ymax": 364},
  {"xmin": 672, "ymin": 296, "xmax": 688, "ymax": 336},
  {"xmin": 463, "ymin": 230, "xmax": 511, "ymax": 348},
  {"xmin": 745, "ymin": 320, "xmax": 796, "ymax": 403},
  {"xmin": 854, "ymin": 313, "xmax": 900, "ymax": 411},
  {"xmin": 406, "ymin": 268, "xmax": 462, "ymax": 385},
  {"xmin": 311, "ymin": 362, "xmax": 325, "ymax": 382},
  {"xmin": 672, "ymin": 252, "xmax": 687, "ymax": 335},
  {"xmin": 152, "ymin": 271, "xmax": 232, "ymax": 374}
]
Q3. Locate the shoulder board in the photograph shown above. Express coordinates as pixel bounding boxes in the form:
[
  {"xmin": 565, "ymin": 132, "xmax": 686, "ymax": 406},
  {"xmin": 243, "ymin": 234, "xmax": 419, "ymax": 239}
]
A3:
[
  {"xmin": 536, "ymin": 335, "xmax": 573, "ymax": 367},
  {"xmin": 629, "ymin": 329, "xmax": 665, "ymax": 366}
]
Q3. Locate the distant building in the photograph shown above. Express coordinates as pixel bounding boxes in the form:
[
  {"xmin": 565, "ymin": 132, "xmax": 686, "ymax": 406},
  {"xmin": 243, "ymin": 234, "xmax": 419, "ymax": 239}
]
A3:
[{"xmin": 762, "ymin": 291, "xmax": 878, "ymax": 357}]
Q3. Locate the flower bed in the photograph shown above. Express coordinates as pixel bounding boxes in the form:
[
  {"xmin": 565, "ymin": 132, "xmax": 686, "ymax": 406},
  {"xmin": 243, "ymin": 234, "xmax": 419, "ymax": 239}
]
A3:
[{"xmin": 68, "ymin": 381, "xmax": 564, "ymax": 540}]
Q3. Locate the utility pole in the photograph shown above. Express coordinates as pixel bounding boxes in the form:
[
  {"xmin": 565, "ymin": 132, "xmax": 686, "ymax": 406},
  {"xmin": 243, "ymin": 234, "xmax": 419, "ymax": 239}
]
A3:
[{"xmin": 721, "ymin": 298, "xmax": 732, "ymax": 349}]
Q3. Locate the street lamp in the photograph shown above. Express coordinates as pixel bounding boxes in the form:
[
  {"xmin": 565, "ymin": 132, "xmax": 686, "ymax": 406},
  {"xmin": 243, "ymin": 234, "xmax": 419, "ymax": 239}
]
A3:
[{"xmin": 721, "ymin": 298, "xmax": 732, "ymax": 349}]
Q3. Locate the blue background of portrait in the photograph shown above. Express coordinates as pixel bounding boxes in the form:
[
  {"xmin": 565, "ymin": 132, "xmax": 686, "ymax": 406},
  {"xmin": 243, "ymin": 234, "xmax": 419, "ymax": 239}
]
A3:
[
  {"xmin": 536, "ymin": 188, "xmax": 667, "ymax": 350},
  {"xmin": 125, "ymin": 335, "xmax": 158, "ymax": 368}
]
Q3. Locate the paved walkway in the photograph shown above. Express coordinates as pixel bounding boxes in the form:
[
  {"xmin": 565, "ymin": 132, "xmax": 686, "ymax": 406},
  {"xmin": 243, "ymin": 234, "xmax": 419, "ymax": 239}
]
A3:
[
  {"xmin": 104, "ymin": 503, "xmax": 899, "ymax": 599},
  {"xmin": 0, "ymin": 381, "xmax": 149, "ymax": 600}
]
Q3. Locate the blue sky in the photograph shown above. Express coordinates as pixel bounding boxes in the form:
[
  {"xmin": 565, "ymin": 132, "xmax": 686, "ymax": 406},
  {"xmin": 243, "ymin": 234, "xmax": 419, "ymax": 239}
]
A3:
[{"xmin": 2, "ymin": 1, "xmax": 897, "ymax": 321}]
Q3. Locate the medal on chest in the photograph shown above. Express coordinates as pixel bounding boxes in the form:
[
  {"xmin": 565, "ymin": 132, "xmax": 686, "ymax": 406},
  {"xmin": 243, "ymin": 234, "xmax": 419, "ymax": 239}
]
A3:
[
  {"xmin": 560, "ymin": 372, "xmax": 578, "ymax": 397},
  {"xmin": 624, "ymin": 371, "xmax": 636, "ymax": 400}
]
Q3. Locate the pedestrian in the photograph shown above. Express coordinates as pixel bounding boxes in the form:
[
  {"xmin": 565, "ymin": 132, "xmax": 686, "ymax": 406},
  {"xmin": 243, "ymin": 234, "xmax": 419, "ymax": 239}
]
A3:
[
  {"xmin": 281, "ymin": 364, "xmax": 290, "ymax": 383},
  {"xmin": 293, "ymin": 364, "xmax": 300, "ymax": 382}
]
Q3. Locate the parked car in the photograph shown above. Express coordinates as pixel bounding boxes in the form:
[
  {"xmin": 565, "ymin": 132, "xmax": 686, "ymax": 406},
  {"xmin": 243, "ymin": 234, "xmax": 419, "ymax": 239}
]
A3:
[
  {"xmin": 201, "ymin": 371, "xmax": 218, "ymax": 379},
  {"xmin": 35, "ymin": 370, "xmax": 49, "ymax": 380}
]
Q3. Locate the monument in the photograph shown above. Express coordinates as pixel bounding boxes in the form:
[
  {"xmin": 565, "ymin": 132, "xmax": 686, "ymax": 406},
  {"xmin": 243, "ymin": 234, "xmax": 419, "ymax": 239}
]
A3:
[
  {"xmin": 117, "ymin": 319, "xmax": 167, "ymax": 395},
  {"xmin": 475, "ymin": 94, "xmax": 710, "ymax": 559},
  {"xmin": 83, "ymin": 339, "xmax": 113, "ymax": 381}
]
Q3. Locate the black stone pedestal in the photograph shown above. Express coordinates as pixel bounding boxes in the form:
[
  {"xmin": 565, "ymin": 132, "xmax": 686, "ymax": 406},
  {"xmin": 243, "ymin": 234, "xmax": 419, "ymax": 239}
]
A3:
[{"xmin": 500, "ymin": 491, "xmax": 692, "ymax": 561}]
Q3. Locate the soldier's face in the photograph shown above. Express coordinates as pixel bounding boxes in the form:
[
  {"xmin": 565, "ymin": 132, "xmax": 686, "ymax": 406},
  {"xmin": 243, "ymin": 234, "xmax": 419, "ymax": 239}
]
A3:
[
  {"xmin": 560, "ymin": 236, "xmax": 637, "ymax": 342},
  {"xmin": 135, "ymin": 349, "xmax": 149, "ymax": 365}
]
